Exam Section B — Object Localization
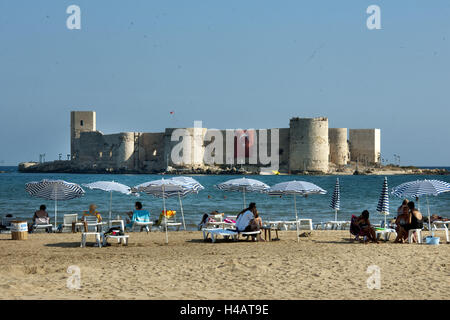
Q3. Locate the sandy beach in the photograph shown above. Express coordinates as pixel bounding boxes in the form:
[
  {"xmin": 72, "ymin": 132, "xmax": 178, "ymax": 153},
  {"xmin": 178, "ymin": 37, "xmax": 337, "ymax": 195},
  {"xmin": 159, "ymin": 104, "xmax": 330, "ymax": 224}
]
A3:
[{"xmin": 0, "ymin": 229, "xmax": 448, "ymax": 300}]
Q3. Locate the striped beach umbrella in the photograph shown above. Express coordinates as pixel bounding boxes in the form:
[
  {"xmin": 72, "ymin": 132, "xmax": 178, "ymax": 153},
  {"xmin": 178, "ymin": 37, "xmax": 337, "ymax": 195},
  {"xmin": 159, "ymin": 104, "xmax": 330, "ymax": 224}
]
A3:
[
  {"xmin": 135, "ymin": 178, "xmax": 184, "ymax": 244},
  {"xmin": 330, "ymin": 178, "xmax": 341, "ymax": 221},
  {"xmin": 216, "ymin": 177, "xmax": 269, "ymax": 208},
  {"xmin": 391, "ymin": 179, "xmax": 450, "ymax": 233},
  {"xmin": 83, "ymin": 181, "xmax": 133, "ymax": 224},
  {"xmin": 376, "ymin": 177, "xmax": 389, "ymax": 228},
  {"xmin": 25, "ymin": 179, "xmax": 85, "ymax": 229},
  {"xmin": 269, "ymin": 180, "xmax": 327, "ymax": 242},
  {"xmin": 135, "ymin": 178, "xmax": 203, "ymax": 240}
]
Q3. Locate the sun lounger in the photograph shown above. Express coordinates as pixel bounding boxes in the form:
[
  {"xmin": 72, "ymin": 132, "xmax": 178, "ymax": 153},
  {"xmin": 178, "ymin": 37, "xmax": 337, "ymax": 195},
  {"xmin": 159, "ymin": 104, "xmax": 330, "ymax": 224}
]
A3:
[
  {"xmin": 128, "ymin": 211, "xmax": 153, "ymax": 233},
  {"xmin": 155, "ymin": 210, "xmax": 181, "ymax": 231},
  {"xmin": 431, "ymin": 221, "xmax": 449, "ymax": 243},
  {"xmin": 202, "ymin": 228, "xmax": 261, "ymax": 243},
  {"xmin": 266, "ymin": 219, "xmax": 313, "ymax": 231},
  {"xmin": 31, "ymin": 222, "xmax": 53, "ymax": 233}
]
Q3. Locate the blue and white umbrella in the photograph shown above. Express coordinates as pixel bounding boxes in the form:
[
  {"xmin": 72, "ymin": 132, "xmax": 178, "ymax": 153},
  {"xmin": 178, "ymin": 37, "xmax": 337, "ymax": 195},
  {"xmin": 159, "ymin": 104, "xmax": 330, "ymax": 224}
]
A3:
[
  {"xmin": 83, "ymin": 181, "xmax": 133, "ymax": 223},
  {"xmin": 135, "ymin": 178, "xmax": 185, "ymax": 244},
  {"xmin": 330, "ymin": 178, "xmax": 341, "ymax": 221},
  {"xmin": 216, "ymin": 177, "xmax": 269, "ymax": 208},
  {"xmin": 376, "ymin": 177, "xmax": 390, "ymax": 227},
  {"xmin": 391, "ymin": 179, "xmax": 450, "ymax": 233},
  {"xmin": 168, "ymin": 176, "xmax": 204, "ymax": 231},
  {"xmin": 26, "ymin": 179, "xmax": 85, "ymax": 229},
  {"xmin": 269, "ymin": 180, "xmax": 327, "ymax": 242},
  {"xmin": 135, "ymin": 177, "xmax": 203, "ymax": 240}
]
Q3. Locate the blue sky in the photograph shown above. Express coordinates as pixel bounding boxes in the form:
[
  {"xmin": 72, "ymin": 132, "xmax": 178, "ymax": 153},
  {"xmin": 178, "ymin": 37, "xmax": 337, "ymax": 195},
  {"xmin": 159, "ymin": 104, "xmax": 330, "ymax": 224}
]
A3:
[{"xmin": 0, "ymin": 0, "xmax": 449, "ymax": 166}]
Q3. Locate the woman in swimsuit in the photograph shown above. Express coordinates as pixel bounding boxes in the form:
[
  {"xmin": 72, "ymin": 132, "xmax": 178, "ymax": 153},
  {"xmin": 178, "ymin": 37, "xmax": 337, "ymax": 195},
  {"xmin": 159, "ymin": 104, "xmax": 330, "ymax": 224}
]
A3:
[
  {"xmin": 355, "ymin": 210, "xmax": 379, "ymax": 243},
  {"xmin": 404, "ymin": 201, "xmax": 423, "ymax": 243}
]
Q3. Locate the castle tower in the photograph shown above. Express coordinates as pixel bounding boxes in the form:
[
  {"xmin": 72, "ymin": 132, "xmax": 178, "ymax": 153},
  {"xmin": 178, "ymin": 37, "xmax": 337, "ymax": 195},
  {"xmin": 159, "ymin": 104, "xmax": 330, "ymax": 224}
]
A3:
[
  {"xmin": 349, "ymin": 129, "xmax": 381, "ymax": 164},
  {"xmin": 70, "ymin": 111, "xmax": 96, "ymax": 160},
  {"xmin": 329, "ymin": 128, "xmax": 349, "ymax": 166},
  {"xmin": 289, "ymin": 117, "xmax": 329, "ymax": 173}
]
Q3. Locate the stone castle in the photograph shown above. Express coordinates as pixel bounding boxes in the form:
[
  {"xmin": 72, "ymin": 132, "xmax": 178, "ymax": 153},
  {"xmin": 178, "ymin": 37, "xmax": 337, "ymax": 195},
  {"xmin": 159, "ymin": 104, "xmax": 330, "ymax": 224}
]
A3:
[{"xmin": 66, "ymin": 111, "xmax": 380, "ymax": 174}]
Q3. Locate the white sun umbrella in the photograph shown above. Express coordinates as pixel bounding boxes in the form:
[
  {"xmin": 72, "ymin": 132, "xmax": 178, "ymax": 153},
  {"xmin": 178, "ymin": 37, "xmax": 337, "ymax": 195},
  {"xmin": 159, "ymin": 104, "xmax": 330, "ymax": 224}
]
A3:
[
  {"xmin": 168, "ymin": 177, "xmax": 204, "ymax": 230},
  {"xmin": 216, "ymin": 177, "xmax": 269, "ymax": 208},
  {"xmin": 83, "ymin": 181, "xmax": 132, "ymax": 224},
  {"xmin": 25, "ymin": 179, "xmax": 85, "ymax": 229},
  {"xmin": 391, "ymin": 179, "xmax": 450, "ymax": 233},
  {"xmin": 135, "ymin": 178, "xmax": 185, "ymax": 244},
  {"xmin": 376, "ymin": 177, "xmax": 390, "ymax": 228},
  {"xmin": 269, "ymin": 180, "xmax": 327, "ymax": 242}
]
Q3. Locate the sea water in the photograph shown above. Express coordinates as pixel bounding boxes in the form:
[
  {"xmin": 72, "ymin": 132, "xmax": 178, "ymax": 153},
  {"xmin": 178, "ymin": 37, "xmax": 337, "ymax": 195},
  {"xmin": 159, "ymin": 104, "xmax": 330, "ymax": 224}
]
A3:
[{"xmin": 0, "ymin": 166, "xmax": 449, "ymax": 230}]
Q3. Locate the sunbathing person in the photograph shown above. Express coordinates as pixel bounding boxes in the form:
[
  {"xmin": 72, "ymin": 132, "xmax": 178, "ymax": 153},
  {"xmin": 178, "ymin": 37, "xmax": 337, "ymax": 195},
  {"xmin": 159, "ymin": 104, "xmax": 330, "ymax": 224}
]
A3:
[
  {"xmin": 125, "ymin": 201, "xmax": 151, "ymax": 231},
  {"xmin": 82, "ymin": 204, "xmax": 102, "ymax": 222},
  {"xmin": 394, "ymin": 204, "xmax": 410, "ymax": 242},
  {"xmin": 235, "ymin": 203, "xmax": 257, "ymax": 232},
  {"xmin": 404, "ymin": 202, "xmax": 423, "ymax": 243},
  {"xmin": 354, "ymin": 210, "xmax": 379, "ymax": 244},
  {"xmin": 29, "ymin": 205, "xmax": 50, "ymax": 232}
]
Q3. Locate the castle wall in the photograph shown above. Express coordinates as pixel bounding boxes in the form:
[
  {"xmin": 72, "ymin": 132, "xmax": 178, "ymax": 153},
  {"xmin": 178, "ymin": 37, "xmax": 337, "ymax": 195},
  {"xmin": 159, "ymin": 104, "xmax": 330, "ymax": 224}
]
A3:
[
  {"xmin": 75, "ymin": 131, "xmax": 135, "ymax": 170},
  {"xmin": 137, "ymin": 132, "xmax": 166, "ymax": 171},
  {"xmin": 289, "ymin": 117, "xmax": 329, "ymax": 173},
  {"xmin": 329, "ymin": 128, "xmax": 349, "ymax": 165},
  {"xmin": 349, "ymin": 129, "xmax": 381, "ymax": 164},
  {"xmin": 164, "ymin": 127, "xmax": 208, "ymax": 168}
]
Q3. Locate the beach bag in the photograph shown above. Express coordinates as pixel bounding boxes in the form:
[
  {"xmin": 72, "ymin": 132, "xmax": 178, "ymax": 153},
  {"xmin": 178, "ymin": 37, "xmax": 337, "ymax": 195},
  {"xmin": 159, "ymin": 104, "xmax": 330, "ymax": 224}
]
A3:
[{"xmin": 104, "ymin": 227, "xmax": 124, "ymax": 236}]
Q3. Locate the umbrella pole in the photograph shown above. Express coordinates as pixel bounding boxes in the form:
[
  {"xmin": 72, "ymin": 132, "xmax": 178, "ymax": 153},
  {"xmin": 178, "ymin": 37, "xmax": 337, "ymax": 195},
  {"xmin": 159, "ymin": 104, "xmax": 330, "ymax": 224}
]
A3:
[
  {"xmin": 294, "ymin": 194, "xmax": 299, "ymax": 243},
  {"xmin": 109, "ymin": 191, "xmax": 112, "ymax": 226},
  {"xmin": 178, "ymin": 192, "xmax": 186, "ymax": 231},
  {"xmin": 163, "ymin": 187, "xmax": 168, "ymax": 244},
  {"xmin": 54, "ymin": 198, "xmax": 57, "ymax": 231},
  {"xmin": 243, "ymin": 188, "xmax": 246, "ymax": 208},
  {"xmin": 334, "ymin": 209, "xmax": 337, "ymax": 222},
  {"xmin": 426, "ymin": 195, "xmax": 432, "ymax": 236}
]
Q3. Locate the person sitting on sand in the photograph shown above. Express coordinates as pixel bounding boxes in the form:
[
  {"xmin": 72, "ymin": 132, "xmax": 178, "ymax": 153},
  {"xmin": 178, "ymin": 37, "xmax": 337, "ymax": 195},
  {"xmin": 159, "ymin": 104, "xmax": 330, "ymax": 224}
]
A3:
[
  {"xmin": 394, "ymin": 203, "xmax": 410, "ymax": 243},
  {"xmin": 403, "ymin": 202, "xmax": 423, "ymax": 243},
  {"xmin": 82, "ymin": 204, "xmax": 102, "ymax": 222},
  {"xmin": 354, "ymin": 210, "xmax": 379, "ymax": 244}
]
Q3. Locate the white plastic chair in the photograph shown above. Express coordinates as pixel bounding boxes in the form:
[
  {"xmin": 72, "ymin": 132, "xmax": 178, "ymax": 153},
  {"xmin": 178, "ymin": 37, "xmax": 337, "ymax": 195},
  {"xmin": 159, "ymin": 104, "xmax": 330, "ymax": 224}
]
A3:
[
  {"xmin": 432, "ymin": 222, "xmax": 449, "ymax": 243},
  {"xmin": 62, "ymin": 214, "xmax": 79, "ymax": 232},
  {"xmin": 408, "ymin": 229, "xmax": 422, "ymax": 244}
]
